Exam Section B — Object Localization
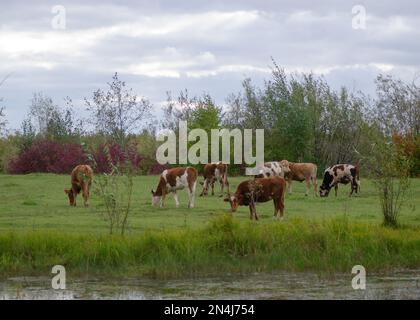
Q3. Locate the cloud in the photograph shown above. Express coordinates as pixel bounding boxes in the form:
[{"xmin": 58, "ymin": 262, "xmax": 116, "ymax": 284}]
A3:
[{"xmin": 0, "ymin": 1, "xmax": 419, "ymax": 129}]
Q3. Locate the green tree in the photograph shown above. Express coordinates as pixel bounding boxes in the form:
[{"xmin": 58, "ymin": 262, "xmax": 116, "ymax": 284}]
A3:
[{"xmin": 85, "ymin": 73, "xmax": 153, "ymax": 148}]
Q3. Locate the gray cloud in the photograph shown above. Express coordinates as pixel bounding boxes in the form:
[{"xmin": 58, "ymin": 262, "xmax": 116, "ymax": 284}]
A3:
[{"xmin": 0, "ymin": 0, "xmax": 419, "ymax": 129}]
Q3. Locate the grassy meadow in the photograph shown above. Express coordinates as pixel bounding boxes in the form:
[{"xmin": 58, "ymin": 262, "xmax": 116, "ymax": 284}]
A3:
[{"xmin": 0, "ymin": 174, "xmax": 419, "ymax": 277}]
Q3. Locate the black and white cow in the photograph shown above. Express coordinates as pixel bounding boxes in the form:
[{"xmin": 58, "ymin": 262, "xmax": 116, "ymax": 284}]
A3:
[{"xmin": 319, "ymin": 163, "xmax": 360, "ymax": 197}]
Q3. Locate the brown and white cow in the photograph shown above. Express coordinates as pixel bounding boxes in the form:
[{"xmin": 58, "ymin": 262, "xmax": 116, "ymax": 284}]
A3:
[
  {"xmin": 255, "ymin": 161, "xmax": 290, "ymax": 178},
  {"xmin": 319, "ymin": 163, "xmax": 360, "ymax": 197},
  {"xmin": 200, "ymin": 161, "xmax": 229, "ymax": 197},
  {"xmin": 280, "ymin": 160, "xmax": 318, "ymax": 196},
  {"xmin": 151, "ymin": 167, "xmax": 198, "ymax": 208},
  {"xmin": 64, "ymin": 164, "xmax": 93, "ymax": 207},
  {"xmin": 224, "ymin": 177, "xmax": 286, "ymax": 221}
]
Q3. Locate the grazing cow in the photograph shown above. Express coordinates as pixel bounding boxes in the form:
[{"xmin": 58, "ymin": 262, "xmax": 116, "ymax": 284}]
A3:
[
  {"xmin": 200, "ymin": 162, "xmax": 229, "ymax": 197},
  {"xmin": 224, "ymin": 177, "xmax": 286, "ymax": 221},
  {"xmin": 255, "ymin": 161, "xmax": 290, "ymax": 178},
  {"xmin": 151, "ymin": 167, "xmax": 198, "ymax": 208},
  {"xmin": 319, "ymin": 163, "xmax": 360, "ymax": 197},
  {"xmin": 64, "ymin": 164, "xmax": 93, "ymax": 207},
  {"xmin": 280, "ymin": 160, "xmax": 318, "ymax": 196}
]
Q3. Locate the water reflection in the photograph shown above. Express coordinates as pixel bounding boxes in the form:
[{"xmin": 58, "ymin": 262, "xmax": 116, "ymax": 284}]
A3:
[{"xmin": 1, "ymin": 270, "xmax": 419, "ymax": 300}]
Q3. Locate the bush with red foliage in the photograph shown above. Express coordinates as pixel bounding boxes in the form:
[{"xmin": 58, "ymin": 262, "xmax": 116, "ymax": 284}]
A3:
[
  {"xmin": 91, "ymin": 142, "xmax": 145, "ymax": 173},
  {"xmin": 147, "ymin": 162, "xmax": 168, "ymax": 175},
  {"xmin": 8, "ymin": 140, "xmax": 87, "ymax": 174},
  {"xmin": 8, "ymin": 139, "xmax": 168, "ymax": 175}
]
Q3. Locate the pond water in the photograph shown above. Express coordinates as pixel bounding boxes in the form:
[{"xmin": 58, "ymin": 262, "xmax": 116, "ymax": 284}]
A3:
[{"xmin": 1, "ymin": 270, "xmax": 419, "ymax": 300}]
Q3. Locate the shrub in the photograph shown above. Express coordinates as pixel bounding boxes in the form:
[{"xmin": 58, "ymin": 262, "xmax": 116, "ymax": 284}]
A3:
[
  {"xmin": 91, "ymin": 142, "xmax": 144, "ymax": 173},
  {"xmin": 8, "ymin": 139, "xmax": 87, "ymax": 174},
  {"xmin": 392, "ymin": 133, "xmax": 420, "ymax": 177},
  {"xmin": 147, "ymin": 162, "xmax": 168, "ymax": 175},
  {"xmin": 366, "ymin": 137, "xmax": 412, "ymax": 228},
  {"xmin": 0, "ymin": 136, "xmax": 20, "ymax": 173}
]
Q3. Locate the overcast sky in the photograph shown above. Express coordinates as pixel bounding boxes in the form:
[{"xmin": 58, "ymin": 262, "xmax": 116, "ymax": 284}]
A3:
[{"xmin": 1, "ymin": 0, "xmax": 419, "ymax": 129}]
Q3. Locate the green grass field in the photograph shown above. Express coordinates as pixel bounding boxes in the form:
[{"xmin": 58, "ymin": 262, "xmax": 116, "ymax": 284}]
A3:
[
  {"xmin": 0, "ymin": 174, "xmax": 419, "ymax": 233},
  {"xmin": 0, "ymin": 174, "xmax": 419, "ymax": 277}
]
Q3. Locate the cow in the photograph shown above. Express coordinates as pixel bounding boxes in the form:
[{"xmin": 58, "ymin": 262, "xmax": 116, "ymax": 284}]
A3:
[
  {"xmin": 319, "ymin": 163, "xmax": 360, "ymax": 197},
  {"xmin": 151, "ymin": 167, "xmax": 198, "ymax": 208},
  {"xmin": 224, "ymin": 177, "xmax": 286, "ymax": 221},
  {"xmin": 280, "ymin": 160, "xmax": 318, "ymax": 196},
  {"xmin": 255, "ymin": 161, "xmax": 290, "ymax": 178},
  {"xmin": 64, "ymin": 164, "xmax": 93, "ymax": 207},
  {"xmin": 200, "ymin": 162, "xmax": 229, "ymax": 197}
]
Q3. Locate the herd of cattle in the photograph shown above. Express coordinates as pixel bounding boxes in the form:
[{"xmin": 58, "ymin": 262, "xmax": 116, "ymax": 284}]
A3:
[{"xmin": 65, "ymin": 160, "xmax": 361, "ymax": 221}]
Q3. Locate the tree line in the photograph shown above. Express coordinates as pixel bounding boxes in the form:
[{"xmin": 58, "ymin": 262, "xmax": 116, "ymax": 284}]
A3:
[{"xmin": 0, "ymin": 66, "xmax": 419, "ymax": 177}]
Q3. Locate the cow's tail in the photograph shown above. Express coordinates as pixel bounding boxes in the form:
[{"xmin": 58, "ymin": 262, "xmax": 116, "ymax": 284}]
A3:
[
  {"xmin": 355, "ymin": 160, "xmax": 361, "ymax": 180},
  {"xmin": 355, "ymin": 160, "xmax": 361, "ymax": 192}
]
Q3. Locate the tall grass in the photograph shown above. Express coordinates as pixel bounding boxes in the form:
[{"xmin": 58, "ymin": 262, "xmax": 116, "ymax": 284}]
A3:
[{"xmin": 1, "ymin": 215, "xmax": 420, "ymax": 278}]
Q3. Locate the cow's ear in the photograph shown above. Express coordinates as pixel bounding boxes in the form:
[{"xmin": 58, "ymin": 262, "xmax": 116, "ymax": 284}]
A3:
[
  {"xmin": 64, "ymin": 189, "xmax": 70, "ymax": 194},
  {"xmin": 151, "ymin": 189, "xmax": 154, "ymax": 195},
  {"xmin": 223, "ymin": 197, "xmax": 230, "ymax": 202}
]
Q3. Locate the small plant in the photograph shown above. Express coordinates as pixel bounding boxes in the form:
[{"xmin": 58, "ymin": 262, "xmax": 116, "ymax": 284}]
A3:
[
  {"xmin": 366, "ymin": 138, "xmax": 412, "ymax": 228},
  {"xmin": 92, "ymin": 144, "xmax": 134, "ymax": 235}
]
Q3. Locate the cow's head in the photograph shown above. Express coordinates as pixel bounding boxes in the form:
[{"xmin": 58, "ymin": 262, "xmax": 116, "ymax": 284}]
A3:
[
  {"xmin": 224, "ymin": 194, "xmax": 239, "ymax": 212},
  {"xmin": 64, "ymin": 189, "xmax": 75, "ymax": 206},
  {"xmin": 151, "ymin": 189, "xmax": 161, "ymax": 206},
  {"xmin": 319, "ymin": 170, "xmax": 334, "ymax": 197},
  {"xmin": 280, "ymin": 160, "xmax": 291, "ymax": 174},
  {"xmin": 319, "ymin": 184, "xmax": 331, "ymax": 197}
]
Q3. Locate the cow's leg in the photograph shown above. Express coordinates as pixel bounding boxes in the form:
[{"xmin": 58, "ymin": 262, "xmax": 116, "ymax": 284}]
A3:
[
  {"xmin": 200, "ymin": 179, "xmax": 210, "ymax": 197},
  {"xmin": 279, "ymin": 195, "xmax": 285, "ymax": 221},
  {"xmin": 219, "ymin": 179, "xmax": 224, "ymax": 197},
  {"xmin": 273, "ymin": 199, "xmax": 279, "ymax": 220},
  {"xmin": 305, "ymin": 178, "xmax": 311, "ymax": 196},
  {"xmin": 250, "ymin": 203, "xmax": 258, "ymax": 220},
  {"xmin": 254, "ymin": 205, "xmax": 259, "ymax": 220},
  {"xmin": 160, "ymin": 193, "xmax": 166, "ymax": 208},
  {"xmin": 188, "ymin": 181, "xmax": 196, "ymax": 208},
  {"xmin": 334, "ymin": 184, "xmax": 338, "ymax": 197},
  {"xmin": 288, "ymin": 180, "xmax": 293, "ymax": 195},
  {"xmin": 211, "ymin": 179, "xmax": 215, "ymax": 196},
  {"xmin": 72, "ymin": 185, "xmax": 78, "ymax": 206},
  {"xmin": 199, "ymin": 179, "xmax": 206, "ymax": 196},
  {"xmin": 225, "ymin": 178, "xmax": 230, "ymax": 195},
  {"xmin": 172, "ymin": 191, "xmax": 180, "ymax": 208},
  {"xmin": 350, "ymin": 179, "xmax": 357, "ymax": 196},
  {"xmin": 249, "ymin": 205, "xmax": 254, "ymax": 220},
  {"xmin": 82, "ymin": 183, "xmax": 89, "ymax": 207}
]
